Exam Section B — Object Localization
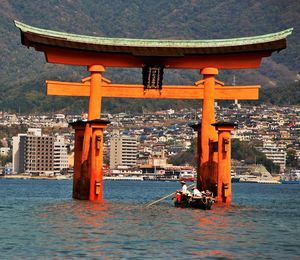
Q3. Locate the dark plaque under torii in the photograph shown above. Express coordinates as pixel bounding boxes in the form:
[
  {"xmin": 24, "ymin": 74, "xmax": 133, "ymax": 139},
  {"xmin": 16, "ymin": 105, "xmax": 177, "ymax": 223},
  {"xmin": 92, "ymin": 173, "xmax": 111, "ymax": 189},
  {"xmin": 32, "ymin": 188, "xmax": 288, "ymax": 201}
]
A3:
[{"xmin": 142, "ymin": 65, "xmax": 164, "ymax": 90}]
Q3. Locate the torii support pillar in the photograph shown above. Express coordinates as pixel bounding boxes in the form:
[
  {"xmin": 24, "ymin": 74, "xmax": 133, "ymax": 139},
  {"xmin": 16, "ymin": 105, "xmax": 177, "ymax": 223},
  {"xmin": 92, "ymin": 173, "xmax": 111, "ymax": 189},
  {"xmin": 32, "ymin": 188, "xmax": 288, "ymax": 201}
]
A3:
[
  {"xmin": 212, "ymin": 122, "xmax": 236, "ymax": 203},
  {"xmin": 70, "ymin": 119, "xmax": 110, "ymax": 201},
  {"xmin": 70, "ymin": 120, "xmax": 86, "ymax": 199},
  {"xmin": 199, "ymin": 68, "xmax": 219, "ymax": 195},
  {"xmin": 190, "ymin": 123, "xmax": 202, "ymax": 190}
]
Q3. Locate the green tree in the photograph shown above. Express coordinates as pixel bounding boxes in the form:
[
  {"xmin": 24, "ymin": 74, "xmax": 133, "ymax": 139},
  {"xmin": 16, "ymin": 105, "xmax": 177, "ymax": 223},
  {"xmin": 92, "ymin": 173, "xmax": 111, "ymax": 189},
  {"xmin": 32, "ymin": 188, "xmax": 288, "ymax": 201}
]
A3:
[
  {"xmin": 231, "ymin": 139, "xmax": 280, "ymax": 174},
  {"xmin": 0, "ymin": 154, "xmax": 12, "ymax": 167},
  {"xmin": 286, "ymin": 149, "xmax": 299, "ymax": 168},
  {"xmin": 168, "ymin": 138, "xmax": 197, "ymax": 167},
  {"xmin": 168, "ymin": 138, "xmax": 280, "ymax": 173}
]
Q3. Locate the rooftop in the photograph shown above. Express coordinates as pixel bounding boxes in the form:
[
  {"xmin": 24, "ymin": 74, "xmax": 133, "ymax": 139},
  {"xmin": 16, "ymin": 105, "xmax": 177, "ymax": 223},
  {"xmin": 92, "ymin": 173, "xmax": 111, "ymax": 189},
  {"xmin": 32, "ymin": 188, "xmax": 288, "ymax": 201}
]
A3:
[{"xmin": 15, "ymin": 21, "xmax": 292, "ymax": 57}]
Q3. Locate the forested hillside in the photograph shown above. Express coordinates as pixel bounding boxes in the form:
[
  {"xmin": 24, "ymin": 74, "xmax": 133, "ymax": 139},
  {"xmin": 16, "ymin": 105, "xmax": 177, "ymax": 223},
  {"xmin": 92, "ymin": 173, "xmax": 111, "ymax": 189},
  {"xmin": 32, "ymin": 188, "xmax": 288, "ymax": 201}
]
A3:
[{"xmin": 0, "ymin": 0, "xmax": 299, "ymax": 113}]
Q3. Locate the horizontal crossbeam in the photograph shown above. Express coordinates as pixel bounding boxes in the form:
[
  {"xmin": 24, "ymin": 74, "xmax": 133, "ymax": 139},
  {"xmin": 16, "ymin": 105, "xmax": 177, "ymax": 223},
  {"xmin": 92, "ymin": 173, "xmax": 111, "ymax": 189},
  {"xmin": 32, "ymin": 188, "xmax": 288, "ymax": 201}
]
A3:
[
  {"xmin": 46, "ymin": 80, "xmax": 259, "ymax": 100},
  {"xmin": 43, "ymin": 47, "xmax": 267, "ymax": 69}
]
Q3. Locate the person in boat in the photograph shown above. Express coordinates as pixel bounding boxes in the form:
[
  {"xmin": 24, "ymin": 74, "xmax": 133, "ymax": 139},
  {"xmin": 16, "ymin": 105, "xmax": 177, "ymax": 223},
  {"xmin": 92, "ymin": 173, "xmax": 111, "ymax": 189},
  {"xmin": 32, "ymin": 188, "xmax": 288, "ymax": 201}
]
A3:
[
  {"xmin": 192, "ymin": 187, "xmax": 202, "ymax": 197},
  {"xmin": 180, "ymin": 181, "xmax": 188, "ymax": 193},
  {"xmin": 180, "ymin": 181, "xmax": 192, "ymax": 197}
]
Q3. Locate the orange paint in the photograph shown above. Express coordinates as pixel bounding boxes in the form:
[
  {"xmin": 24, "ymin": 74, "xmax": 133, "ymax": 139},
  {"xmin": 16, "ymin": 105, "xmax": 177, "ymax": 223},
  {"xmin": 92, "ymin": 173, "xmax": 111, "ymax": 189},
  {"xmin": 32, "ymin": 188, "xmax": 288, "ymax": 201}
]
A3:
[
  {"xmin": 50, "ymin": 69, "xmax": 259, "ymax": 203},
  {"xmin": 89, "ymin": 121, "xmax": 107, "ymax": 201},
  {"xmin": 88, "ymin": 65, "xmax": 105, "ymax": 120},
  {"xmin": 42, "ymin": 46, "xmax": 271, "ymax": 69},
  {"xmin": 84, "ymin": 66, "xmax": 107, "ymax": 202},
  {"xmin": 71, "ymin": 122, "xmax": 85, "ymax": 199},
  {"xmin": 199, "ymin": 68, "xmax": 218, "ymax": 195},
  {"xmin": 42, "ymin": 46, "xmax": 269, "ymax": 204},
  {"xmin": 70, "ymin": 121, "xmax": 90, "ymax": 200},
  {"xmin": 190, "ymin": 124, "xmax": 202, "ymax": 189},
  {"xmin": 46, "ymin": 80, "xmax": 260, "ymax": 100},
  {"xmin": 213, "ymin": 123, "xmax": 236, "ymax": 203},
  {"xmin": 70, "ymin": 120, "xmax": 109, "ymax": 201}
]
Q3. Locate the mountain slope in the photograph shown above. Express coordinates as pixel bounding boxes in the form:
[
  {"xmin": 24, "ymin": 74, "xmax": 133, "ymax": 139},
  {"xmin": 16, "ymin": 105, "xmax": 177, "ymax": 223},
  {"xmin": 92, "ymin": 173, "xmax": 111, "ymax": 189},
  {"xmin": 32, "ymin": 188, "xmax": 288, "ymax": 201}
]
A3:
[{"xmin": 0, "ymin": 0, "xmax": 299, "ymax": 113}]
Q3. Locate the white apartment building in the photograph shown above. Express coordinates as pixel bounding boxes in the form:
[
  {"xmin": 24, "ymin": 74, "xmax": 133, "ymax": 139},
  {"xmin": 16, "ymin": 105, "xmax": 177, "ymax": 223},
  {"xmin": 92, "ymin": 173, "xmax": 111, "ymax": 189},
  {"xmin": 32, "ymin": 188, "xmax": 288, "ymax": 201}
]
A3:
[
  {"xmin": 258, "ymin": 139, "xmax": 287, "ymax": 171},
  {"xmin": 53, "ymin": 136, "xmax": 69, "ymax": 174},
  {"xmin": 12, "ymin": 134, "xmax": 27, "ymax": 173},
  {"xmin": 110, "ymin": 133, "xmax": 137, "ymax": 169}
]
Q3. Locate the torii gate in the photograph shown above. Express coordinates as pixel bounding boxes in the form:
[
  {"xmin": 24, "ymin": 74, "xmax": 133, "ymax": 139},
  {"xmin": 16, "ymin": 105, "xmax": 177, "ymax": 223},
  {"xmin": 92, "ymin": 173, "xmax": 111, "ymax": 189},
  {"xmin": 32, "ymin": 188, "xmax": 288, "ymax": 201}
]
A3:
[{"xmin": 15, "ymin": 21, "xmax": 292, "ymax": 203}]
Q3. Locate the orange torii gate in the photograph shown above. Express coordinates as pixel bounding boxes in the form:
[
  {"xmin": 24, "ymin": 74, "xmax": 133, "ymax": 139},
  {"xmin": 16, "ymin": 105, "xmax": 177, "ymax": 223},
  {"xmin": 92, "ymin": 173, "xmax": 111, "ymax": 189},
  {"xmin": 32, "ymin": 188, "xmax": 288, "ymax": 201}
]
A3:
[
  {"xmin": 47, "ymin": 73, "xmax": 259, "ymax": 202},
  {"xmin": 15, "ymin": 21, "xmax": 292, "ymax": 203}
]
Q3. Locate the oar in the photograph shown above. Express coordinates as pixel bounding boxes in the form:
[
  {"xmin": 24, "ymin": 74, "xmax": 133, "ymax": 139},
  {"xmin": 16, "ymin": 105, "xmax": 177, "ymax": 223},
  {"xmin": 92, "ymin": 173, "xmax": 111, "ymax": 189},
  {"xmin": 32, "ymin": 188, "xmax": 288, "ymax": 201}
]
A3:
[{"xmin": 146, "ymin": 183, "xmax": 195, "ymax": 207}]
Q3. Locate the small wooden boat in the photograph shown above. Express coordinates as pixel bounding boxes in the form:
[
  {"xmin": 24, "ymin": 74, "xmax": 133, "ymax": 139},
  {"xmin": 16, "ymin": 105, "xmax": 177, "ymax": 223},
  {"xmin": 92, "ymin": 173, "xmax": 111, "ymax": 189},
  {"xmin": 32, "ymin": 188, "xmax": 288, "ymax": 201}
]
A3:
[{"xmin": 173, "ymin": 191, "xmax": 215, "ymax": 210}]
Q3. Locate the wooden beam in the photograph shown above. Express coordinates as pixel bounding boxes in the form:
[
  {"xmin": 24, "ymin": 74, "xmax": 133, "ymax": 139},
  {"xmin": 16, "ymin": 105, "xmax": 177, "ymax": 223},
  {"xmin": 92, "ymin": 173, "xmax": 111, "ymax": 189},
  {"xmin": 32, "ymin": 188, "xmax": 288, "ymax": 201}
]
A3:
[
  {"xmin": 46, "ymin": 80, "xmax": 90, "ymax": 96},
  {"xmin": 43, "ymin": 46, "xmax": 270, "ymax": 69},
  {"xmin": 46, "ymin": 80, "xmax": 259, "ymax": 100},
  {"xmin": 104, "ymin": 84, "xmax": 204, "ymax": 99},
  {"xmin": 215, "ymin": 86, "xmax": 260, "ymax": 100},
  {"xmin": 46, "ymin": 80, "xmax": 204, "ymax": 99}
]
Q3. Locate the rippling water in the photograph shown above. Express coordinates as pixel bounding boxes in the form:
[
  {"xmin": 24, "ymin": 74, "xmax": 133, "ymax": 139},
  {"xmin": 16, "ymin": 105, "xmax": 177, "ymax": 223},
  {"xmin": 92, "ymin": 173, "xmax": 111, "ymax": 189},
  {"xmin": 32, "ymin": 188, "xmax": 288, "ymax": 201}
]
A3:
[{"xmin": 0, "ymin": 179, "xmax": 299, "ymax": 259}]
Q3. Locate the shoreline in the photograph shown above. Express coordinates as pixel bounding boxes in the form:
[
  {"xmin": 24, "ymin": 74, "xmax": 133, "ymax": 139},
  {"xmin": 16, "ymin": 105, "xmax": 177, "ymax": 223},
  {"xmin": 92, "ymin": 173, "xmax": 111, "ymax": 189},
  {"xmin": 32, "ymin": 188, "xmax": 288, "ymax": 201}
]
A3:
[
  {"xmin": 0, "ymin": 175, "xmax": 284, "ymax": 184},
  {"xmin": 0, "ymin": 175, "xmax": 179, "ymax": 182},
  {"xmin": 0, "ymin": 175, "xmax": 72, "ymax": 180}
]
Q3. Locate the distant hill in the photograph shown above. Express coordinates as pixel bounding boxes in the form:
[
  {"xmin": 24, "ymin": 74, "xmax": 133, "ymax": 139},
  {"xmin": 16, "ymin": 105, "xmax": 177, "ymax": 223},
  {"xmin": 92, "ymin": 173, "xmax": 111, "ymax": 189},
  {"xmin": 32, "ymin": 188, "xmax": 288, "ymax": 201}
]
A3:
[{"xmin": 0, "ymin": 0, "xmax": 299, "ymax": 113}]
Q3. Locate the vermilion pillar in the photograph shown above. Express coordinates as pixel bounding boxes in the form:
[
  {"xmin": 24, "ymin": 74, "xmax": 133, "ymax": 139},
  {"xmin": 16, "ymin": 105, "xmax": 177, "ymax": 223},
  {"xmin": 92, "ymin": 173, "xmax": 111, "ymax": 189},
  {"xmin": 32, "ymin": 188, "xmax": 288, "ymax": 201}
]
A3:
[
  {"xmin": 200, "ymin": 68, "xmax": 218, "ymax": 194},
  {"xmin": 89, "ymin": 119, "xmax": 110, "ymax": 201},
  {"xmin": 212, "ymin": 122, "xmax": 236, "ymax": 203},
  {"xmin": 70, "ymin": 121, "xmax": 86, "ymax": 199},
  {"xmin": 81, "ymin": 65, "xmax": 105, "ymax": 171},
  {"xmin": 88, "ymin": 65, "xmax": 105, "ymax": 120},
  {"xmin": 75, "ymin": 65, "xmax": 108, "ymax": 201},
  {"xmin": 190, "ymin": 123, "xmax": 202, "ymax": 190},
  {"xmin": 70, "ymin": 119, "xmax": 110, "ymax": 201}
]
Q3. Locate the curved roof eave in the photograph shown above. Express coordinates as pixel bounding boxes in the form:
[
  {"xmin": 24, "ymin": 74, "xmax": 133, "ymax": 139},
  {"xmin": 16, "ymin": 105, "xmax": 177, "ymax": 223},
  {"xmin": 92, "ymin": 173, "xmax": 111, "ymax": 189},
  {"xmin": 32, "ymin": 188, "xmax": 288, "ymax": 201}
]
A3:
[
  {"xmin": 14, "ymin": 21, "xmax": 293, "ymax": 59},
  {"xmin": 15, "ymin": 20, "xmax": 293, "ymax": 48}
]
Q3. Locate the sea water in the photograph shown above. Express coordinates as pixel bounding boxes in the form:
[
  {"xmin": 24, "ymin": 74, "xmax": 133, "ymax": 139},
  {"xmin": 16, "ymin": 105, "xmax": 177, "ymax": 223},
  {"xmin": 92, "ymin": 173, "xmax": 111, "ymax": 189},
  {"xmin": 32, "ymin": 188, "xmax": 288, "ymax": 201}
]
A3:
[{"xmin": 0, "ymin": 179, "xmax": 299, "ymax": 259}]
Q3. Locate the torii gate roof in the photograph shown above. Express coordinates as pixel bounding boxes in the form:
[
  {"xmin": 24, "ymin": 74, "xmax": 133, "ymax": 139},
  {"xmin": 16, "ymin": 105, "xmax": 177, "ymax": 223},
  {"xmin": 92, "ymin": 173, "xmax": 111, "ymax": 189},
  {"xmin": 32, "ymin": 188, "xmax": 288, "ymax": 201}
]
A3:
[{"xmin": 15, "ymin": 20, "xmax": 292, "ymax": 69}]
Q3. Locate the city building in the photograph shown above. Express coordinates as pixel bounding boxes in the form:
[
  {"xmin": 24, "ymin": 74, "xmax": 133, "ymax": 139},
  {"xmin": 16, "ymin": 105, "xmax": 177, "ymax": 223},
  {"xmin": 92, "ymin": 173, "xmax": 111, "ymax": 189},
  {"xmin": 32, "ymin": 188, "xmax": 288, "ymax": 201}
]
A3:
[
  {"xmin": 3, "ymin": 104, "xmax": 300, "ymax": 176},
  {"xmin": 257, "ymin": 139, "xmax": 287, "ymax": 172},
  {"xmin": 12, "ymin": 128, "xmax": 68, "ymax": 175},
  {"xmin": 12, "ymin": 134, "xmax": 27, "ymax": 174},
  {"xmin": 25, "ymin": 129, "xmax": 54, "ymax": 175},
  {"xmin": 110, "ymin": 132, "xmax": 137, "ymax": 169},
  {"xmin": 53, "ymin": 136, "xmax": 69, "ymax": 174}
]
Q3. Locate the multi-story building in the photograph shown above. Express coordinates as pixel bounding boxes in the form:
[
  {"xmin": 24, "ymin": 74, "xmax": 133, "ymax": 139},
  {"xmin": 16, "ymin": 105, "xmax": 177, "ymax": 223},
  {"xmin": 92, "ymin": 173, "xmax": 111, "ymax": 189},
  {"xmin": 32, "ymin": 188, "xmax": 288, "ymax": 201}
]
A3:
[
  {"xmin": 12, "ymin": 128, "xmax": 68, "ymax": 175},
  {"xmin": 25, "ymin": 130, "xmax": 54, "ymax": 175},
  {"xmin": 257, "ymin": 139, "xmax": 287, "ymax": 172},
  {"xmin": 12, "ymin": 134, "xmax": 27, "ymax": 174},
  {"xmin": 110, "ymin": 132, "xmax": 137, "ymax": 169},
  {"xmin": 53, "ymin": 136, "xmax": 69, "ymax": 174}
]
